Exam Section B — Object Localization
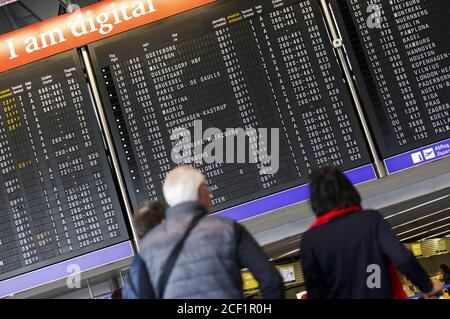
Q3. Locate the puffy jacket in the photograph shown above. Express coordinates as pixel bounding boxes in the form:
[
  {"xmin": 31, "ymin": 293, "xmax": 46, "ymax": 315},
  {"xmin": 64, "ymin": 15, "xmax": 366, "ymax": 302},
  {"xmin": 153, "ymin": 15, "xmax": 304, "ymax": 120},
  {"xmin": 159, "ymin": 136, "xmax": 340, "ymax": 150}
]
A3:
[{"xmin": 123, "ymin": 201, "xmax": 284, "ymax": 299}]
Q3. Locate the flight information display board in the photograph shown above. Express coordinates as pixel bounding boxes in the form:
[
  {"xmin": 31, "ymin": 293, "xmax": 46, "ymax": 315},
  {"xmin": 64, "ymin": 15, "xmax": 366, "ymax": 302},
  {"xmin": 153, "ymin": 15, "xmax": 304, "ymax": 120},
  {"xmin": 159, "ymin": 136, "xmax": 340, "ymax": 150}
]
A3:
[
  {"xmin": 0, "ymin": 50, "xmax": 130, "ymax": 285},
  {"xmin": 330, "ymin": 0, "xmax": 450, "ymax": 173},
  {"xmin": 88, "ymin": 0, "xmax": 374, "ymax": 218}
]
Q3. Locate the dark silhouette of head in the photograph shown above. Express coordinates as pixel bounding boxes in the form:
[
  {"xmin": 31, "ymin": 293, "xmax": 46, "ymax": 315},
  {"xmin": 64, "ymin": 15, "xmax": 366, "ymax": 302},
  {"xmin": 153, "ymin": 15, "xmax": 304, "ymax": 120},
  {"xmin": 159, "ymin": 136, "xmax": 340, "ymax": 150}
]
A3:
[
  {"xmin": 134, "ymin": 201, "xmax": 167, "ymax": 239},
  {"xmin": 111, "ymin": 288, "xmax": 122, "ymax": 299},
  {"xmin": 309, "ymin": 166, "xmax": 361, "ymax": 216},
  {"xmin": 440, "ymin": 264, "xmax": 450, "ymax": 274}
]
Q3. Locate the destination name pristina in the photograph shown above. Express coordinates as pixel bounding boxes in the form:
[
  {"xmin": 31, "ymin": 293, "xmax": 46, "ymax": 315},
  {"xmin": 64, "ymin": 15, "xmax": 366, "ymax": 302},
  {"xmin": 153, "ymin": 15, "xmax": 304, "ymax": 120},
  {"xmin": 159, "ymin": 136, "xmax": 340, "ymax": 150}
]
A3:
[{"xmin": 4, "ymin": 0, "xmax": 156, "ymax": 60}]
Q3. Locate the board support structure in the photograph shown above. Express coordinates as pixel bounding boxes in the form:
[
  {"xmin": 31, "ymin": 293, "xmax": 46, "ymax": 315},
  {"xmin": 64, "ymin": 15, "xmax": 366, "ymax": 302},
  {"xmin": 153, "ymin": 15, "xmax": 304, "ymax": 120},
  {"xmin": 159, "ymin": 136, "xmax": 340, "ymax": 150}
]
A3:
[
  {"xmin": 80, "ymin": 46, "xmax": 140, "ymax": 251},
  {"xmin": 320, "ymin": 0, "xmax": 387, "ymax": 178}
]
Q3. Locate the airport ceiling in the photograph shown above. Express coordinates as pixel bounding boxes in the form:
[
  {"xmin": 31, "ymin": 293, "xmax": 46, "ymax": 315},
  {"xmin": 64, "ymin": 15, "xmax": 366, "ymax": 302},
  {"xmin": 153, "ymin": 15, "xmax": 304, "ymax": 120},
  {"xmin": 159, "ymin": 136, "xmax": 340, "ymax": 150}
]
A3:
[
  {"xmin": 0, "ymin": 0, "xmax": 100, "ymax": 35},
  {"xmin": 0, "ymin": 0, "xmax": 18, "ymax": 6}
]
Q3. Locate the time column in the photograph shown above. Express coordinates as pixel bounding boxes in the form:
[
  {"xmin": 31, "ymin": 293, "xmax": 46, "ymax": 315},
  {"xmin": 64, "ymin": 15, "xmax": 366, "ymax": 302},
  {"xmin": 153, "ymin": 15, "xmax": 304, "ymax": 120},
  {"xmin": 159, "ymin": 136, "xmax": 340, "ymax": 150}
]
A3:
[
  {"xmin": 0, "ymin": 88, "xmax": 39, "ymax": 272},
  {"xmin": 0, "ymin": 89, "xmax": 24, "ymax": 274}
]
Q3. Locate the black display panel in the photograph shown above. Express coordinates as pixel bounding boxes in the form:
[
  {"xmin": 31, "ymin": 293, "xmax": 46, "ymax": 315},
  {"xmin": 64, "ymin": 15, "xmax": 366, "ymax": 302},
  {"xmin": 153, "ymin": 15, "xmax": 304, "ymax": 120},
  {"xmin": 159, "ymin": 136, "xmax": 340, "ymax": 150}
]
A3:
[
  {"xmin": 330, "ymin": 0, "xmax": 450, "ymax": 158},
  {"xmin": 0, "ymin": 50, "xmax": 129, "ymax": 282},
  {"xmin": 88, "ymin": 0, "xmax": 371, "ymax": 212}
]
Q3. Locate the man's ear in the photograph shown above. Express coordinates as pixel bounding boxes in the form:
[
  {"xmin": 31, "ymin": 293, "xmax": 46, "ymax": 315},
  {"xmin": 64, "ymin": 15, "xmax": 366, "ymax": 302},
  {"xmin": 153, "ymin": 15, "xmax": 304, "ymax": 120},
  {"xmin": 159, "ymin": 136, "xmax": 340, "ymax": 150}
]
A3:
[
  {"xmin": 198, "ymin": 185, "xmax": 206, "ymax": 202},
  {"xmin": 198, "ymin": 184, "xmax": 211, "ymax": 211}
]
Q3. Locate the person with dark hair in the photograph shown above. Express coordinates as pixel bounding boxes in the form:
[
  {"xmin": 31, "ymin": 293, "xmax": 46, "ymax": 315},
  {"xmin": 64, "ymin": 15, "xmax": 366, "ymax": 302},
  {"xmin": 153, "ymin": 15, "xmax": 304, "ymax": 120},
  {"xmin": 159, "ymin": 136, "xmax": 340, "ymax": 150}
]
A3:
[
  {"xmin": 134, "ymin": 201, "xmax": 167, "ymax": 239},
  {"xmin": 440, "ymin": 264, "xmax": 450, "ymax": 285},
  {"xmin": 111, "ymin": 288, "xmax": 122, "ymax": 299},
  {"xmin": 121, "ymin": 201, "xmax": 167, "ymax": 299},
  {"xmin": 300, "ymin": 166, "xmax": 442, "ymax": 299}
]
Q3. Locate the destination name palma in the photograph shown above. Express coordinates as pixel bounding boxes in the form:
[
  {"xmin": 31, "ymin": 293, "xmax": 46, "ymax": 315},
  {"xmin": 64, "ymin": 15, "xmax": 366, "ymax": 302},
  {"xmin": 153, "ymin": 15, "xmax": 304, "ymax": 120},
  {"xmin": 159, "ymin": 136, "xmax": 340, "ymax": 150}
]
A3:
[{"xmin": 3, "ymin": 0, "xmax": 157, "ymax": 60}]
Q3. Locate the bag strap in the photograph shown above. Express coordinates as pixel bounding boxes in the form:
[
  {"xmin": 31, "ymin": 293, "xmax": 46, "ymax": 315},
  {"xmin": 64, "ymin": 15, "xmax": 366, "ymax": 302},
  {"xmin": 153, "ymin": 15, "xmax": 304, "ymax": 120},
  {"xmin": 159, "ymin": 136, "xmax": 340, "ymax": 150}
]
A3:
[{"xmin": 157, "ymin": 211, "xmax": 205, "ymax": 298}]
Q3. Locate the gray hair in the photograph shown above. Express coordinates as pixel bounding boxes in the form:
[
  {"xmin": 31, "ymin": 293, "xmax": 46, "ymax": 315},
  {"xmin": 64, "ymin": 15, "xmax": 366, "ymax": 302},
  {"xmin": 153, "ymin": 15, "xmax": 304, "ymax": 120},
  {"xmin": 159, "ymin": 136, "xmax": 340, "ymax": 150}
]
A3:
[{"xmin": 163, "ymin": 166, "xmax": 206, "ymax": 207}]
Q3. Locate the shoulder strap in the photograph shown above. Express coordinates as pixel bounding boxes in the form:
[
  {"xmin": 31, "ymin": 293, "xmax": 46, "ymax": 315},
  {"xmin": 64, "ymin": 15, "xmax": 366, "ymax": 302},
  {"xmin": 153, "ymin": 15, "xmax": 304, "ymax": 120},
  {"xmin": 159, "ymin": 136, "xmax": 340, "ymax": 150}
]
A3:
[{"xmin": 157, "ymin": 211, "xmax": 205, "ymax": 298}]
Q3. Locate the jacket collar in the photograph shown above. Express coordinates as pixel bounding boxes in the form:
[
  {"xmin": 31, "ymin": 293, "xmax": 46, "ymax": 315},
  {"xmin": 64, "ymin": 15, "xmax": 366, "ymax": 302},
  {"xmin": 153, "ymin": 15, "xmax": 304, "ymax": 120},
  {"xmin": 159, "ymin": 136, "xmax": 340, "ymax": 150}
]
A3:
[
  {"xmin": 166, "ymin": 201, "xmax": 209, "ymax": 219},
  {"xmin": 308, "ymin": 205, "xmax": 362, "ymax": 230}
]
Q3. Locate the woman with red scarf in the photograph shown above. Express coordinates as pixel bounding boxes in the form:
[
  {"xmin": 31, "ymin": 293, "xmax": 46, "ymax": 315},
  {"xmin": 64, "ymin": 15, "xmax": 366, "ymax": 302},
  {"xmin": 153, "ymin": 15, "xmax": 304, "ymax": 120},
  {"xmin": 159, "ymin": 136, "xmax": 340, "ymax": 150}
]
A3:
[{"xmin": 300, "ymin": 166, "xmax": 442, "ymax": 299}]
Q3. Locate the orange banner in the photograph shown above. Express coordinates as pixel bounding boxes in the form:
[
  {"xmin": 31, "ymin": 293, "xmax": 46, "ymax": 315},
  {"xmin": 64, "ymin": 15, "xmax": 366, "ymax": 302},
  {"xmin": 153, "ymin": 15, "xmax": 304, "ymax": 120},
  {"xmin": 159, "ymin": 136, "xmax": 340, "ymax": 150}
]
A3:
[{"xmin": 0, "ymin": 0, "xmax": 214, "ymax": 73}]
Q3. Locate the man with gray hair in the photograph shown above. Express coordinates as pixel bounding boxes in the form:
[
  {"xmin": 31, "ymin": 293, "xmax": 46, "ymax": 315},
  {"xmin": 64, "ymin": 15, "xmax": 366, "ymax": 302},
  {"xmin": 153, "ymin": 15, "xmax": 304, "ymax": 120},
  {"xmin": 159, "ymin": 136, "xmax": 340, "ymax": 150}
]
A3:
[{"xmin": 124, "ymin": 165, "xmax": 284, "ymax": 299}]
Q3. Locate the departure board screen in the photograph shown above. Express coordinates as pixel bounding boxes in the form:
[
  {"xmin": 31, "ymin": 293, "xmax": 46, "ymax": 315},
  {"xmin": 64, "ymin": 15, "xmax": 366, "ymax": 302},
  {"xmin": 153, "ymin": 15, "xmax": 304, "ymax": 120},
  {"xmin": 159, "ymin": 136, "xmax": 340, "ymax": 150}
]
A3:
[
  {"xmin": 330, "ymin": 0, "xmax": 450, "ymax": 158},
  {"xmin": 0, "ymin": 50, "xmax": 129, "ymax": 282},
  {"xmin": 88, "ymin": 0, "xmax": 372, "ymax": 213}
]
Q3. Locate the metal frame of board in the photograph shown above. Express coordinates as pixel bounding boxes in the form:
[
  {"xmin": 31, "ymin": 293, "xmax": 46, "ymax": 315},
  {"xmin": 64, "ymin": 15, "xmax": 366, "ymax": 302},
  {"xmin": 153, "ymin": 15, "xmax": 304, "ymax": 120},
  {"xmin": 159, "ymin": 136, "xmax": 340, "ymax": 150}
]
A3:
[
  {"xmin": 80, "ymin": 47, "xmax": 140, "ymax": 250},
  {"xmin": 0, "ymin": 241, "xmax": 134, "ymax": 298},
  {"xmin": 213, "ymin": 164, "xmax": 377, "ymax": 221},
  {"xmin": 320, "ymin": 0, "xmax": 387, "ymax": 178}
]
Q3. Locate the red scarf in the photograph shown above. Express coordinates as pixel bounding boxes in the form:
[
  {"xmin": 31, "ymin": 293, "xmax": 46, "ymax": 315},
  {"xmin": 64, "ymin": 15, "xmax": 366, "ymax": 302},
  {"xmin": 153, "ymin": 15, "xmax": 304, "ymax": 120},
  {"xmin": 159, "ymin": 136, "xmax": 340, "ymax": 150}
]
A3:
[{"xmin": 308, "ymin": 205, "xmax": 408, "ymax": 299}]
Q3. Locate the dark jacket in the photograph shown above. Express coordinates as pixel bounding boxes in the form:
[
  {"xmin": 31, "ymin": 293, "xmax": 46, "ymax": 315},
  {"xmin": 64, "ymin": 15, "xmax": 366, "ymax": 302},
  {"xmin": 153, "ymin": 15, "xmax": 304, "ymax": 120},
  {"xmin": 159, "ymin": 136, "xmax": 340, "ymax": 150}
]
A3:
[
  {"xmin": 123, "ymin": 201, "xmax": 284, "ymax": 299},
  {"xmin": 443, "ymin": 271, "xmax": 450, "ymax": 285},
  {"xmin": 300, "ymin": 210, "xmax": 432, "ymax": 299}
]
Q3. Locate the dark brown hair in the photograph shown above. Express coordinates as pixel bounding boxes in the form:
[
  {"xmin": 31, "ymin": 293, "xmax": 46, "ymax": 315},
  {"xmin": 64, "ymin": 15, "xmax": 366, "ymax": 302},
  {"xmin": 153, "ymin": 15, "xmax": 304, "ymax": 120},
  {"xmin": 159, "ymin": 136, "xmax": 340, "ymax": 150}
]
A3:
[
  {"xmin": 441, "ymin": 264, "xmax": 450, "ymax": 274},
  {"xmin": 134, "ymin": 201, "xmax": 167, "ymax": 239},
  {"xmin": 111, "ymin": 288, "xmax": 122, "ymax": 299},
  {"xmin": 309, "ymin": 166, "xmax": 361, "ymax": 216}
]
